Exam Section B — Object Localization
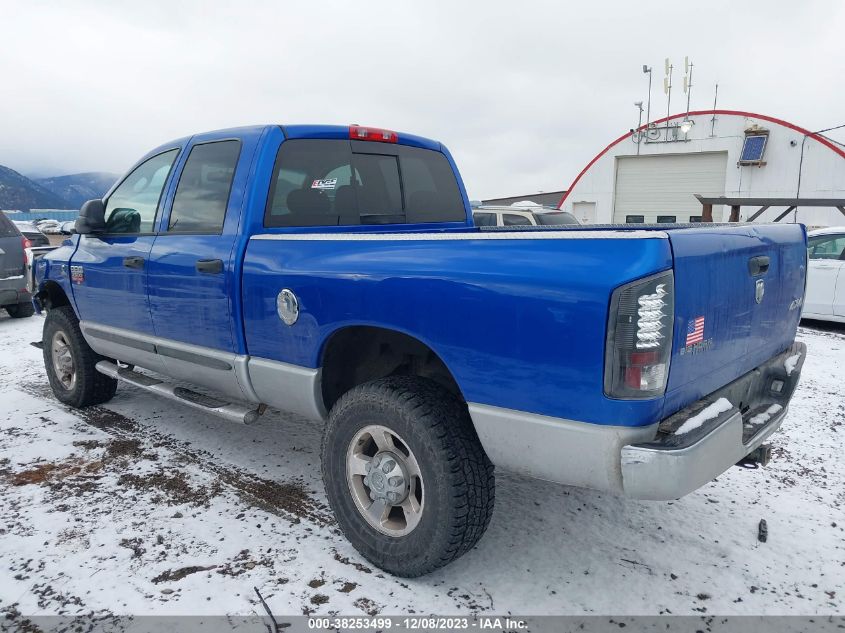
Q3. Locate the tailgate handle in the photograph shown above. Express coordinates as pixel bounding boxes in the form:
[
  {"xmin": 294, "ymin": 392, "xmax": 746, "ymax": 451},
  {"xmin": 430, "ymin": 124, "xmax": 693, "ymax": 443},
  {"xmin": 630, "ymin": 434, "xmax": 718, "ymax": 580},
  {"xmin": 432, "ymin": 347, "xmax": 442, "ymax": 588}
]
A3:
[{"xmin": 748, "ymin": 255, "xmax": 770, "ymax": 276}]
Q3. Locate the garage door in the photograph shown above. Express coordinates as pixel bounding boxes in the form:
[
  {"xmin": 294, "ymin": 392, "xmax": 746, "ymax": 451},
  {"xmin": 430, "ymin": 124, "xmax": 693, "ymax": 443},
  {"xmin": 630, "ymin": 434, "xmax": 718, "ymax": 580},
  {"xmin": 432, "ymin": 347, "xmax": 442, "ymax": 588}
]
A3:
[{"xmin": 613, "ymin": 152, "xmax": 728, "ymax": 224}]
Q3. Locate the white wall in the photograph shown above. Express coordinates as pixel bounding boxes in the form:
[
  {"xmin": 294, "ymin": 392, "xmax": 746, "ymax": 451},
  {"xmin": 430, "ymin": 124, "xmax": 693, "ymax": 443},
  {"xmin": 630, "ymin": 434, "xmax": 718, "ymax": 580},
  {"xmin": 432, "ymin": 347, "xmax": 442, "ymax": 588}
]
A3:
[{"xmin": 560, "ymin": 111, "xmax": 845, "ymax": 227}]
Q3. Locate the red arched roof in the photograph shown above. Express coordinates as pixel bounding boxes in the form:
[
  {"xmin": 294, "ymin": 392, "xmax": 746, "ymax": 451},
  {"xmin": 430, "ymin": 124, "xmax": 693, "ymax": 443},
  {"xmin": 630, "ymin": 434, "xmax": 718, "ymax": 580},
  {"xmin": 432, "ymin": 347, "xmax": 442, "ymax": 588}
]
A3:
[{"xmin": 557, "ymin": 109, "xmax": 845, "ymax": 208}]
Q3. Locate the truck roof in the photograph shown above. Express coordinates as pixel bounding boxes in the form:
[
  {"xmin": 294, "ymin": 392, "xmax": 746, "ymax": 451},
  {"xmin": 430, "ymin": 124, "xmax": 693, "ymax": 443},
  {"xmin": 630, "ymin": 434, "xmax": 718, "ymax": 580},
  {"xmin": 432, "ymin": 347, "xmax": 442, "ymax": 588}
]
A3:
[{"xmin": 143, "ymin": 124, "xmax": 443, "ymax": 160}]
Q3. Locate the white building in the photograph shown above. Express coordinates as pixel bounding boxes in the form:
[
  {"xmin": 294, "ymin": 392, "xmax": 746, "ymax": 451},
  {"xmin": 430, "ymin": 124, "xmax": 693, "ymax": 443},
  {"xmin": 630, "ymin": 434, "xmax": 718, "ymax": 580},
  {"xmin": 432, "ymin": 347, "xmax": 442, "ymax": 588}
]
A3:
[{"xmin": 559, "ymin": 109, "xmax": 845, "ymax": 227}]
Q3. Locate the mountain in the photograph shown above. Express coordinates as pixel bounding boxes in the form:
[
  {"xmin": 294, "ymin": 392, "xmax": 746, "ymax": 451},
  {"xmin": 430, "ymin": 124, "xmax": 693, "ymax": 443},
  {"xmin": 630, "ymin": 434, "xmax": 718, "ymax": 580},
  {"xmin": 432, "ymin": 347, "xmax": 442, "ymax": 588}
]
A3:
[
  {"xmin": 36, "ymin": 172, "xmax": 119, "ymax": 210},
  {"xmin": 0, "ymin": 165, "xmax": 70, "ymax": 211}
]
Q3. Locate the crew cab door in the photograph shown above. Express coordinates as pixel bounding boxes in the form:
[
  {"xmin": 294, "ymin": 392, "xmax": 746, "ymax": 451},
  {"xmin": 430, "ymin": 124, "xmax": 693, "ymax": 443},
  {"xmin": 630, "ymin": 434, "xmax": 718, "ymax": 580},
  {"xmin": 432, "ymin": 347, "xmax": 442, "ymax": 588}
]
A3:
[
  {"xmin": 71, "ymin": 149, "xmax": 180, "ymax": 334},
  {"xmin": 804, "ymin": 232, "xmax": 845, "ymax": 317},
  {"xmin": 147, "ymin": 136, "xmax": 247, "ymax": 353}
]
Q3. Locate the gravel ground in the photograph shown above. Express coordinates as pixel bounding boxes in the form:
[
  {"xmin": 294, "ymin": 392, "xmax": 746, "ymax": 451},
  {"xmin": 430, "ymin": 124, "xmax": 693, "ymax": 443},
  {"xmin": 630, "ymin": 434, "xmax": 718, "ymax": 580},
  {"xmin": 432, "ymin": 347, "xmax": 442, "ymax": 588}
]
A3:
[{"xmin": 0, "ymin": 312, "xmax": 842, "ymax": 620}]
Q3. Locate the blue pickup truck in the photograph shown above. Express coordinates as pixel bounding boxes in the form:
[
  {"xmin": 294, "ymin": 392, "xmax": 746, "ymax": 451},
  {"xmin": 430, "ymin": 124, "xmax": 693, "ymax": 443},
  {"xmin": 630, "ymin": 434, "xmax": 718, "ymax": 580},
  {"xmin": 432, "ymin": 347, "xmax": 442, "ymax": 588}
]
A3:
[{"xmin": 34, "ymin": 124, "xmax": 807, "ymax": 576}]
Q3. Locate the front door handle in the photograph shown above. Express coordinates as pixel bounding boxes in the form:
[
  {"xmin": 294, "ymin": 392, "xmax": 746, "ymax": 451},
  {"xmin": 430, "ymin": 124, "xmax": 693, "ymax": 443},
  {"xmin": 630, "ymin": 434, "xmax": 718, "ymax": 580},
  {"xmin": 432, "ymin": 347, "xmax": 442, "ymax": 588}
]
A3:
[
  {"xmin": 123, "ymin": 256, "xmax": 145, "ymax": 269},
  {"xmin": 196, "ymin": 259, "xmax": 223, "ymax": 274},
  {"xmin": 748, "ymin": 255, "xmax": 770, "ymax": 276}
]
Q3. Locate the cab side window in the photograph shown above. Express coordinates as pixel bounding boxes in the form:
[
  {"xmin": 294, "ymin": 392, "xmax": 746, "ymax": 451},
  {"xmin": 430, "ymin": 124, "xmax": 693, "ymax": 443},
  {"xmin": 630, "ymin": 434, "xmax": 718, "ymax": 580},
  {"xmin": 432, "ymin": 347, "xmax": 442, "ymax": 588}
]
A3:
[
  {"xmin": 104, "ymin": 149, "xmax": 179, "ymax": 234},
  {"xmin": 168, "ymin": 140, "xmax": 241, "ymax": 233}
]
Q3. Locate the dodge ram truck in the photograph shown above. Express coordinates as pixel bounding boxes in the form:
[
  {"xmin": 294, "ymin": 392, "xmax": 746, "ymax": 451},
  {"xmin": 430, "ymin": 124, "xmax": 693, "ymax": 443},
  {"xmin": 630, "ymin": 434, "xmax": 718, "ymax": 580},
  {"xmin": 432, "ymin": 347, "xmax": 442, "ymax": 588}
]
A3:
[{"xmin": 34, "ymin": 124, "xmax": 807, "ymax": 577}]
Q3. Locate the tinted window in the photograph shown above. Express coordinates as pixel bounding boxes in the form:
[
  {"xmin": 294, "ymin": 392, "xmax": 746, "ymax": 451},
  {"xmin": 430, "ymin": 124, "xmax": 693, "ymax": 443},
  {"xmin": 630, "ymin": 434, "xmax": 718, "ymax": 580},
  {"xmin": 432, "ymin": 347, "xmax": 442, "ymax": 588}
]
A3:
[
  {"xmin": 169, "ymin": 141, "xmax": 240, "ymax": 233},
  {"xmin": 808, "ymin": 234, "xmax": 845, "ymax": 260},
  {"xmin": 689, "ymin": 215, "xmax": 703, "ymax": 223},
  {"xmin": 656, "ymin": 215, "xmax": 676, "ymax": 224},
  {"xmin": 353, "ymin": 153, "xmax": 403, "ymax": 224},
  {"xmin": 473, "ymin": 212, "xmax": 497, "ymax": 226},
  {"xmin": 625, "ymin": 215, "xmax": 645, "ymax": 224},
  {"xmin": 503, "ymin": 213, "xmax": 532, "ymax": 226},
  {"xmin": 0, "ymin": 213, "xmax": 19, "ymax": 237},
  {"xmin": 105, "ymin": 149, "xmax": 179, "ymax": 233},
  {"xmin": 534, "ymin": 211, "xmax": 579, "ymax": 226},
  {"xmin": 399, "ymin": 147, "xmax": 465, "ymax": 223},
  {"xmin": 265, "ymin": 140, "xmax": 465, "ymax": 227}
]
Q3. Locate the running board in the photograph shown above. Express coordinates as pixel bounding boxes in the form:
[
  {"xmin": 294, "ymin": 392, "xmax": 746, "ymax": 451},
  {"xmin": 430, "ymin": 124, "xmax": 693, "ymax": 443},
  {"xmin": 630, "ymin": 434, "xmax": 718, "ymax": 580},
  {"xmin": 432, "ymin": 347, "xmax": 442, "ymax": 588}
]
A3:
[{"xmin": 95, "ymin": 360, "xmax": 263, "ymax": 425}]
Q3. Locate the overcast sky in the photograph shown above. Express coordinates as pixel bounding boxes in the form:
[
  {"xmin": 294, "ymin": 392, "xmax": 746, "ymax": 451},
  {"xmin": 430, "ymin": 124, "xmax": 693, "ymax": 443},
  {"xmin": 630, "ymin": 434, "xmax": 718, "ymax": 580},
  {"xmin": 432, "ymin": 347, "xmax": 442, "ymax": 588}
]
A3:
[{"xmin": 1, "ymin": 0, "xmax": 843, "ymax": 199}]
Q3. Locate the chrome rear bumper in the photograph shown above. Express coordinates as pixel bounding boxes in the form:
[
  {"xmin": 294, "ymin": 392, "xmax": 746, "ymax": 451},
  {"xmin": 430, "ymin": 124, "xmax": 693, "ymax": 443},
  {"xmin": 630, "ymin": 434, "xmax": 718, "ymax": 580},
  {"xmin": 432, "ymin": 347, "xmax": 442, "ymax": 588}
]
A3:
[{"xmin": 620, "ymin": 341, "xmax": 806, "ymax": 500}]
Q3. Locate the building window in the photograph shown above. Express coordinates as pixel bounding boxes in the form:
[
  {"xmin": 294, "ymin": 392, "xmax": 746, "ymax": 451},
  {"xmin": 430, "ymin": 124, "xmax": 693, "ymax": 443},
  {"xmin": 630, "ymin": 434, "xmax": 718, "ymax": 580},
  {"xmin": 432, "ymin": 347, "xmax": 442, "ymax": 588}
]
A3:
[
  {"xmin": 689, "ymin": 215, "xmax": 703, "ymax": 223},
  {"xmin": 739, "ymin": 131, "xmax": 769, "ymax": 165},
  {"xmin": 656, "ymin": 215, "xmax": 676, "ymax": 224},
  {"xmin": 625, "ymin": 215, "xmax": 645, "ymax": 224}
]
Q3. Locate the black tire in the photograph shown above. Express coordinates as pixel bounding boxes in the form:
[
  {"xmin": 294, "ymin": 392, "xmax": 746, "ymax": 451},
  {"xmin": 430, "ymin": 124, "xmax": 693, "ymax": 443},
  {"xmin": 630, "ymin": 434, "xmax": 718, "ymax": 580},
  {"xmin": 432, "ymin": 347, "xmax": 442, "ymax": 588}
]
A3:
[
  {"xmin": 6, "ymin": 301, "xmax": 35, "ymax": 318},
  {"xmin": 321, "ymin": 376, "xmax": 495, "ymax": 577},
  {"xmin": 43, "ymin": 305, "xmax": 117, "ymax": 407}
]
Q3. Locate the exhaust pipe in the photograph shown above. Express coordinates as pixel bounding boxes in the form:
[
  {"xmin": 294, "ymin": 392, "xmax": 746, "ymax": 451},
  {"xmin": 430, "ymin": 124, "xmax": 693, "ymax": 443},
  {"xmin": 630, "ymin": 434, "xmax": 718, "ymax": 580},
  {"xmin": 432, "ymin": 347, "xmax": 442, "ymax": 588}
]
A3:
[{"xmin": 737, "ymin": 444, "xmax": 772, "ymax": 469}]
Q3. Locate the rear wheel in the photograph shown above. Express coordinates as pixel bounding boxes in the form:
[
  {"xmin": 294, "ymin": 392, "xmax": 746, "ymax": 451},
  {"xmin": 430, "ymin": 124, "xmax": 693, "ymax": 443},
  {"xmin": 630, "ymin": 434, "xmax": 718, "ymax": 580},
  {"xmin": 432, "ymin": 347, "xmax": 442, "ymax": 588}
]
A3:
[
  {"xmin": 321, "ymin": 376, "xmax": 495, "ymax": 577},
  {"xmin": 43, "ymin": 306, "xmax": 117, "ymax": 407},
  {"xmin": 6, "ymin": 301, "xmax": 34, "ymax": 318}
]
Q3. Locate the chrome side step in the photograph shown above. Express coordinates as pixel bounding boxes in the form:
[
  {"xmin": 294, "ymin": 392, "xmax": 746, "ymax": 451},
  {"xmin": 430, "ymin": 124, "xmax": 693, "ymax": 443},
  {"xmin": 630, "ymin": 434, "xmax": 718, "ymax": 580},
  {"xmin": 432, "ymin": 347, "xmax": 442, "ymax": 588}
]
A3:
[{"xmin": 95, "ymin": 360, "xmax": 263, "ymax": 424}]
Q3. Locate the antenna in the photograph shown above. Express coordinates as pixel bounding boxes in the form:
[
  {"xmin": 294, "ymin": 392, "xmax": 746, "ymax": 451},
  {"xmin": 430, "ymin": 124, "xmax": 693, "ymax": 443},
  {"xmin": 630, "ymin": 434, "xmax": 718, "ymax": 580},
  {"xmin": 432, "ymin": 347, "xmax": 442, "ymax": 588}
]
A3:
[
  {"xmin": 664, "ymin": 58, "xmax": 673, "ymax": 129},
  {"xmin": 683, "ymin": 57, "xmax": 694, "ymax": 120},
  {"xmin": 642, "ymin": 64, "xmax": 653, "ymax": 125},
  {"xmin": 710, "ymin": 82, "xmax": 719, "ymax": 137}
]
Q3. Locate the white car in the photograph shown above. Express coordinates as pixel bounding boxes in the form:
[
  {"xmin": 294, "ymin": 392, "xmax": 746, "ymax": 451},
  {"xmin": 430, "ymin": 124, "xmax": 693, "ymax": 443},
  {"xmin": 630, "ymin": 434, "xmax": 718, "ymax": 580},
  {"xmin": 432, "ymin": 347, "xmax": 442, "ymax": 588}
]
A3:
[
  {"xmin": 803, "ymin": 226, "xmax": 845, "ymax": 323},
  {"xmin": 472, "ymin": 205, "xmax": 580, "ymax": 227}
]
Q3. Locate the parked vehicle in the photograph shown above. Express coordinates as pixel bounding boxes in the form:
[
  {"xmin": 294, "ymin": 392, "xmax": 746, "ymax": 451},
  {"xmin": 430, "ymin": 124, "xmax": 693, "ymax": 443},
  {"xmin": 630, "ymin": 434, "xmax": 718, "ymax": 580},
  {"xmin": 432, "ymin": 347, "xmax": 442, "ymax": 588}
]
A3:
[
  {"xmin": 0, "ymin": 213, "xmax": 35, "ymax": 318},
  {"xmin": 802, "ymin": 226, "xmax": 845, "ymax": 322},
  {"xmin": 12, "ymin": 221, "xmax": 51, "ymax": 247},
  {"xmin": 34, "ymin": 219, "xmax": 64, "ymax": 234},
  {"xmin": 473, "ymin": 205, "xmax": 580, "ymax": 227},
  {"xmin": 35, "ymin": 124, "xmax": 807, "ymax": 576},
  {"xmin": 11, "ymin": 221, "xmax": 57, "ymax": 292}
]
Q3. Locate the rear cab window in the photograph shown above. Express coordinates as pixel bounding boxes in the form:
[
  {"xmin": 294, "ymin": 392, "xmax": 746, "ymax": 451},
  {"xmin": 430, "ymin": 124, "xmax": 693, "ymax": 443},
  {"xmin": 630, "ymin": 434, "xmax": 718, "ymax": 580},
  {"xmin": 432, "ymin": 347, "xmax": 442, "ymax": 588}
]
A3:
[
  {"xmin": 264, "ymin": 139, "xmax": 465, "ymax": 227},
  {"xmin": 0, "ymin": 213, "xmax": 21, "ymax": 237}
]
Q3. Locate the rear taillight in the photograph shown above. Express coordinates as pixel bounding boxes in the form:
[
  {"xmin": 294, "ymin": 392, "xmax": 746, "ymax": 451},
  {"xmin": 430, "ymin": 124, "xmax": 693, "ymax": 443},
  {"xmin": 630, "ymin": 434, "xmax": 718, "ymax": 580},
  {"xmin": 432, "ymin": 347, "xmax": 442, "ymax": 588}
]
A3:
[
  {"xmin": 604, "ymin": 271, "xmax": 674, "ymax": 399},
  {"xmin": 22, "ymin": 237, "xmax": 31, "ymax": 264},
  {"xmin": 349, "ymin": 125, "xmax": 398, "ymax": 143}
]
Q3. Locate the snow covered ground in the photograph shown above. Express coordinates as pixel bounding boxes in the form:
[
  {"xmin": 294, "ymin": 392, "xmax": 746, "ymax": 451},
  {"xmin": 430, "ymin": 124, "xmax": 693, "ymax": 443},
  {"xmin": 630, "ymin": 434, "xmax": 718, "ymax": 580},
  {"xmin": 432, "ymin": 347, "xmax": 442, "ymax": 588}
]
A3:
[{"xmin": 0, "ymin": 313, "xmax": 842, "ymax": 619}]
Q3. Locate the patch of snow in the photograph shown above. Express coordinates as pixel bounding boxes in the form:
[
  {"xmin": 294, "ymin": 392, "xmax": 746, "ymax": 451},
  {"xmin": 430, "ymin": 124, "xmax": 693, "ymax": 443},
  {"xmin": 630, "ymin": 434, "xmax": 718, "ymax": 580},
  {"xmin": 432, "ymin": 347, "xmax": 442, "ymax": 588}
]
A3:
[
  {"xmin": 747, "ymin": 404, "xmax": 784, "ymax": 427},
  {"xmin": 674, "ymin": 397, "xmax": 733, "ymax": 435},
  {"xmin": 785, "ymin": 353, "xmax": 801, "ymax": 376},
  {"xmin": 509, "ymin": 200, "xmax": 541, "ymax": 208},
  {"xmin": 1, "ymin": 314, "xmax": 844, "ymax": 617}
]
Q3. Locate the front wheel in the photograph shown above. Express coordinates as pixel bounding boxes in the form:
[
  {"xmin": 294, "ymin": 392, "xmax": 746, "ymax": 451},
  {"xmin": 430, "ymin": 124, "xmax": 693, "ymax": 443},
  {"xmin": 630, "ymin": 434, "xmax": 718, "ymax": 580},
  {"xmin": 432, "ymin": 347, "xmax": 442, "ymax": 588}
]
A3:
[
  {"xmin": 42, "ymin": 306, "xmax": 117, "ymax": 407},
  {"xmin": 321, "ymin": 376, "xmax": 495, "ymax": 577}
]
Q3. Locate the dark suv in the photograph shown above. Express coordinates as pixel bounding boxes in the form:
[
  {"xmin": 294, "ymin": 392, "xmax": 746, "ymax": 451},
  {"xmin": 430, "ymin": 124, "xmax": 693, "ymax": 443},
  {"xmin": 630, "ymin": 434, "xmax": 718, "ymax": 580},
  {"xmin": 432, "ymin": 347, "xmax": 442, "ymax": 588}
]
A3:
[{"xmin": 0, "ymin": 213, "xmax": 34, "ymax": 318}]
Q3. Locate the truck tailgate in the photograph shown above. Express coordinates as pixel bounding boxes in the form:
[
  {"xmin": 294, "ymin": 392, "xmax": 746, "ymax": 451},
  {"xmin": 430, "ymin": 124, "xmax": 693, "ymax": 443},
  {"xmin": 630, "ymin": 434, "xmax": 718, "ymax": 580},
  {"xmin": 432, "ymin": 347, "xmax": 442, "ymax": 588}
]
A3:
[{"xmin": 662, "ymin": 223, "xmax": 806, "ymax": 417}]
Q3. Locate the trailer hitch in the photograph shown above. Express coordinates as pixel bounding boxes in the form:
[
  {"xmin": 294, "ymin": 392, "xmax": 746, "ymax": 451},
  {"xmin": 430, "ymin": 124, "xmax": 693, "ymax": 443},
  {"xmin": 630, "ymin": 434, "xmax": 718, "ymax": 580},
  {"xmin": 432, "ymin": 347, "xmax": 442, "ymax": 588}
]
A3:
[{"xmin": 736, "ymin": 444, "xmax": 772, "ymax": 469}]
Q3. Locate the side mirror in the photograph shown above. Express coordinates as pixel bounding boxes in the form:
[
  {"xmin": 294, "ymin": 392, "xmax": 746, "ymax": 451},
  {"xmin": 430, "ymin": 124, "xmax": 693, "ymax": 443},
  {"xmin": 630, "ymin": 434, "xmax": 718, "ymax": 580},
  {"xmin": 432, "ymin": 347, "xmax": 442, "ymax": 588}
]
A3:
[{"xmin": 75, "ymin": 199, "xmax": 106, "ymax": 235}]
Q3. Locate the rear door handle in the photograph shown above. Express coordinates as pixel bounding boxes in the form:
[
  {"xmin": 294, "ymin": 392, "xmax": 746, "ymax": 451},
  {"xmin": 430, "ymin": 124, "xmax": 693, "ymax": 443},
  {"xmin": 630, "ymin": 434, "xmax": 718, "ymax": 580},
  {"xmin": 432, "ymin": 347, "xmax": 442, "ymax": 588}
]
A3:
[
  {"xmin": 748, "ymin": 255, "xmax": 770, "ymax": 276},
  {"xmin": 123, "ymin": 256, "xmax": 145, "ymax": 269},
  {"xmin": 196, "ymin": 259, "xmax": 223, "ymax": 274}
]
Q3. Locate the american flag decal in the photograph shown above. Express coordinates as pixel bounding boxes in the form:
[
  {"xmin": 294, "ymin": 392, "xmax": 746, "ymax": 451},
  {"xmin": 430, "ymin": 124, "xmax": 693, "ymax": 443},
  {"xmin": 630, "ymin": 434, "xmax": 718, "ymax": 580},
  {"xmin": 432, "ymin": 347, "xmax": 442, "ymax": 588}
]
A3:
[{"xmin": 686, "ymin": 316, "xmax": 705, "ymax": 346}]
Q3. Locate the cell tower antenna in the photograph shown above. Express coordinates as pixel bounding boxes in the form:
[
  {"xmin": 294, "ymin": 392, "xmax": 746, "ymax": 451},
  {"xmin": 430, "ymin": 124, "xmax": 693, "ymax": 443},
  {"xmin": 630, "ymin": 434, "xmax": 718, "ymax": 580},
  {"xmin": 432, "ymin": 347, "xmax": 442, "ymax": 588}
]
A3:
[
  {"xmin": 683, "ymin": 57, "xmax": 694, "ymax": 119},
  {"xmin": 664, "ymin": 58, "xmax": 674, "ymax": 137}
]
